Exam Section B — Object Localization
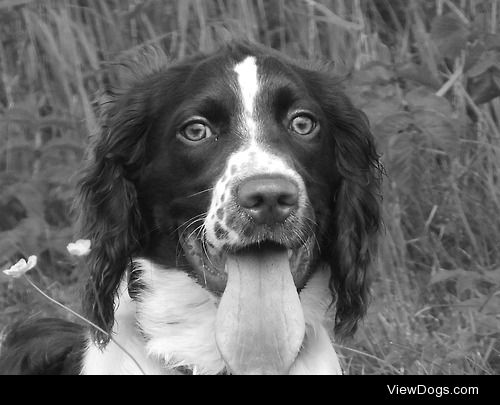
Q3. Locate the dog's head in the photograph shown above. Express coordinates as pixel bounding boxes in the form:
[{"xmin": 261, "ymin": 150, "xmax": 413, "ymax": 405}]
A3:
[{"xmin": 77, "ymin": 42, "xmax": 382, "ymax": 373}]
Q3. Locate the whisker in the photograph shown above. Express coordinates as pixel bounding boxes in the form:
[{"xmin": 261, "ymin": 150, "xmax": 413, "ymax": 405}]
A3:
[
  {"xmin": 175, "ymin": 223, "xmax": 200, "ymax": 264},
  {"xmin": 174, "ymin": 211, "xmax": 211, "ymax": 268},
  {"xmin": 170, "ymin": 213, "xmax": 207, "ymax": 236},
  {"xmin": 303, "ymin": 215, "xmax": 318, "ymax": 227},
  {"xmin": 201, "ymin": 228, "xmax": 217, "ymax": 269},
  {"xmin": 299, "ymin": 214, "xmax": 322, "ymax": 254},
  {"xmin": 293, "ymin": 227, "xmax": 311, "ymax": 260},
  {"xmin": 195, "ymin": 226, "xmax": 210, "ymax": 287},
  {"xmin": 175, "ymin": 221, "xmax": 203, "ymax": 265},
  {"xmin": 183, "ymin": 188, "xmax": 214, "ymax": 199},
  {"xmin": 302, "ymin": 234, "xmax": 312, "ymax": 259},
  {"xmin": 187, "ymin": 224, "xmax": 205, "ymax": 241},
  {"xmin": 303, "ymin": 228, "xmax": 320, "ymax": 256}
]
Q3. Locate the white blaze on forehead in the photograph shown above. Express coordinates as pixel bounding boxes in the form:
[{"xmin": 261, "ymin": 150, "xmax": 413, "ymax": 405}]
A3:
[{"xmin": 233, "ymin": 56, "xmax": 259, "ymax": 141}]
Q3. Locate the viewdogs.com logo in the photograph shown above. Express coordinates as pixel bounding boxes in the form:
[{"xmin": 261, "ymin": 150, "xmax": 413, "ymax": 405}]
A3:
[{"xmin": 387, "ymin": 385, "xmax": 478, "ymax": 398}]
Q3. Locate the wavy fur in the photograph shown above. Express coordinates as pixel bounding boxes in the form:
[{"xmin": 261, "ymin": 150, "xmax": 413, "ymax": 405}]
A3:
[{"xmin": 0, "ymin": 42, "xmax": 385, "ymax": 374}]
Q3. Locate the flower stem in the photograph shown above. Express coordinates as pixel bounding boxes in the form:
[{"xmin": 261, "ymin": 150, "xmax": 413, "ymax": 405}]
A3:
[{"xmin": 24, "ymin": 275, "xmax": 146, "ymax": 375}]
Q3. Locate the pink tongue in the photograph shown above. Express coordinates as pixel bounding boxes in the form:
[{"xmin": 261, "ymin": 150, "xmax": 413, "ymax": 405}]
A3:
[{"xmin": 215, "ymin": 246, "xmax": 305, "ymax": 375}]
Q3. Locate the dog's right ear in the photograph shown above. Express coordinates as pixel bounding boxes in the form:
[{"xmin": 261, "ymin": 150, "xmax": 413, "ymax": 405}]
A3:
[
  {"xmin": 76, "ymin": 91, "xmax": 147, "ymax": 347},
  {"xmin": 76, "ymin": 47, "xmax": 168, "ymax": 346}
]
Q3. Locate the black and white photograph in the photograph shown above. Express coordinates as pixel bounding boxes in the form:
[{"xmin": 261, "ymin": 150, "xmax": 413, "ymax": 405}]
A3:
[{"xmin": 0, "ymin": 0, "xmax": 498, "ymax": 383}]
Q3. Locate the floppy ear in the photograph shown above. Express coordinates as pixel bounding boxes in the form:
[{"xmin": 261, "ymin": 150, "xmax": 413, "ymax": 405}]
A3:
[
  {"xmin": 326, "ymin": 95, "xmax": 383, "ymax": 340},
  {"xmin": 76, "ymin": 92, "xmax": 148, "ymax": 346},
  {"xmin": 75, "ymin": 47, "xmax": 168, "ymax": 346}
]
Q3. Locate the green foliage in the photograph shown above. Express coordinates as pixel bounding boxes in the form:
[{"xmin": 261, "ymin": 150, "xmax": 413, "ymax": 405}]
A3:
[{"xmin": 0, "ymin": 0, "xmax": 499, "ymax": 374}]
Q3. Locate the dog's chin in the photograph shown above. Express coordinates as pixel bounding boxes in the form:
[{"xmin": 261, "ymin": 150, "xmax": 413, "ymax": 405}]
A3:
[{"xmin": 179, "ymin": 228, "xmax": 317, "ymax": 296}]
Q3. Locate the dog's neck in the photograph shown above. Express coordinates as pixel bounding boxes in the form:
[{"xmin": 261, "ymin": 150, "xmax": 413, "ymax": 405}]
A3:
[{"xmin": 81, "ymin": 259, "xmax": 342, "ymax": 375}]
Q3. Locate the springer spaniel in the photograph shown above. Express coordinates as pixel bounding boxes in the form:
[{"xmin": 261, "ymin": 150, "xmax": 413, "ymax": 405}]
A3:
[{"xmin": 0, "ymin": 42, "xmax": 382, "ymax": 375}]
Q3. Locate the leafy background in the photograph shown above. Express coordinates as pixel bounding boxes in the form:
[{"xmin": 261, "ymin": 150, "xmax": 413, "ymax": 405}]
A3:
[{"xmin": 0, "ymin": 0, "xmax": 499, "ymax": 374}]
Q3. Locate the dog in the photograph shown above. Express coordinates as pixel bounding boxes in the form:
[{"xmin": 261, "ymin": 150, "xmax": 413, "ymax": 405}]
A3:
[{"xmin": 0, "ymin": 41, "xmax": 382, "ymax": 375}]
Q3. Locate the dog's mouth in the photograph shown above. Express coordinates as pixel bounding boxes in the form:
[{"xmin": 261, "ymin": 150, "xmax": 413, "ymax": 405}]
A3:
[
  {"xmin": 179, "ymin": 228, "xmax": 316, "ymax": 294},
  {"xmin": 178, "ymin": 227, "xmax": 317, "ymax": 374}
]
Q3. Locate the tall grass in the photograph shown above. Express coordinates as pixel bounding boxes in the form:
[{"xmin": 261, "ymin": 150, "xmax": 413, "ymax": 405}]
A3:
[{"xmin": 0, "ymin": 0, "xmax": 499, "ymax": 374}]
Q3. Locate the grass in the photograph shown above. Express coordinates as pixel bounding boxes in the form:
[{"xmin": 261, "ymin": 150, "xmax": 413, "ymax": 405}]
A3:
[{"xmin": 0, "ymin": 0, "xmax": 499, "ymax": 374}]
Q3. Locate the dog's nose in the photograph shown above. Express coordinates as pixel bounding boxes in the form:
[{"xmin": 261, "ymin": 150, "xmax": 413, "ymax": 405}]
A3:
[{"xmin": 237, "ymin": 176, "xmax": 299, "ymax": 225}]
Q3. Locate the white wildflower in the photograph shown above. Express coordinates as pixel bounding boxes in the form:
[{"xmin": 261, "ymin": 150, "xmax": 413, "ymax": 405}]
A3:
[
  {"xmin": 66, "ymin": 239, "xmax": 91, "ymax": 256},
  {"xmin": 2, "ymin": 255, "xmax": 38, "ymax": 278}
]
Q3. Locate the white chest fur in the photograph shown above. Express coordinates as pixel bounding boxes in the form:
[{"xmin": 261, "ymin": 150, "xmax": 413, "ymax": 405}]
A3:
[{"xmin": 81, "ymin": 259, "xmax": 342, "ymax": 375}]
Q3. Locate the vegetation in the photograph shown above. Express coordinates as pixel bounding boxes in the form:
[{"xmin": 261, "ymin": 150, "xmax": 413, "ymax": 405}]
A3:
[{"xmin": 0, "ymin": 0, "xmax": 499, "ymax": 374}]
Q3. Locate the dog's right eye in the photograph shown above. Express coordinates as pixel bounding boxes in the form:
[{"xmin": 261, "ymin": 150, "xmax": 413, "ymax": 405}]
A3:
[{"xmin": 178, "ymin": 119, "xmax": 213, "ymax": 143}]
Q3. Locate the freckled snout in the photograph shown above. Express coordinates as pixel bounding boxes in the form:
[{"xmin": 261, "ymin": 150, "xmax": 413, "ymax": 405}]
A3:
[{"xmin": 237, "ymin": 176, "xmax": 299, "ymax": 225}]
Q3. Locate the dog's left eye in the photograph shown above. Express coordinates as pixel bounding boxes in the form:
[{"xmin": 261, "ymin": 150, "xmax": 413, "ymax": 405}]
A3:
[
  {"xmin": 289, "ymin": 114, "xmax": 318, "ymax": 137},
  {"xmin": 179, "ymin": 120, "xmax": 213, "ymax": 143}
]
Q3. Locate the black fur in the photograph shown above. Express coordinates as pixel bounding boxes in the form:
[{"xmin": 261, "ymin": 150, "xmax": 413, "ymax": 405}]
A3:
[
  {"xmin": 0, "ymin": 42, "xmax": 383, "ymax": 373},
  {"xmin": 75, "ymin": 42, "xmax": 382, "ymax": 344},
  {"xmin": 0, "ymin": 318, "xmax": 85, "ymax": 375}
]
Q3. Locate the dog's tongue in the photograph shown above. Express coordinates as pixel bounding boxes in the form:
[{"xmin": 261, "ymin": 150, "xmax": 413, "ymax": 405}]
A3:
[{"xmin": 215, "ymin": 245, "xmax": 305, "ymax": 375}]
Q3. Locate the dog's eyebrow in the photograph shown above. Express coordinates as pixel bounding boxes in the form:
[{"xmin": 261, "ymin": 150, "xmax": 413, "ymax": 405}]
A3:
[
  {"xmin": 172, "ymin": 95, "xmax": 233, "ymax": 125},
  {"xmin": 268, "ymin": 85, "xmax": 300, "ymax": 112}
]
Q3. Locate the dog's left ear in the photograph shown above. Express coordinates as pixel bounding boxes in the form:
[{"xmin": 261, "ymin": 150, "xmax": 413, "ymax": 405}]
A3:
[{"xmin": 323, "ymin": 89, "xmax": 383, "ymax": 340}]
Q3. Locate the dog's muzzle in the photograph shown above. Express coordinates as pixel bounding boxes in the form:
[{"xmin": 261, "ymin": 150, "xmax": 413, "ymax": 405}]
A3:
[{"xmin": 177, "ymin": 174, "xmax": 319, "ymax": 374}]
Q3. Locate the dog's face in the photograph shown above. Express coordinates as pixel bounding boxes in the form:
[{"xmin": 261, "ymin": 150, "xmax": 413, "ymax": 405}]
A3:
[
  {"xmin": 77, "ymin": 43, "xmax": 382, "ymax": 374},
  {"xmin": 139, "ymin": 52, "xmax": 340, "ymax": 294}
]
